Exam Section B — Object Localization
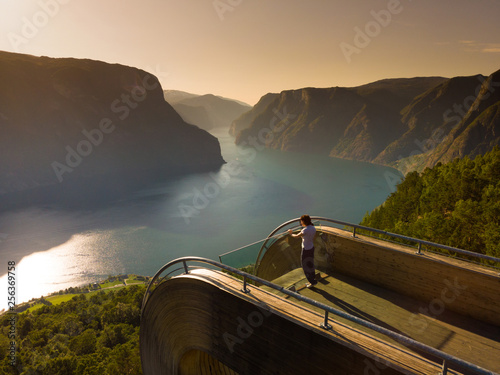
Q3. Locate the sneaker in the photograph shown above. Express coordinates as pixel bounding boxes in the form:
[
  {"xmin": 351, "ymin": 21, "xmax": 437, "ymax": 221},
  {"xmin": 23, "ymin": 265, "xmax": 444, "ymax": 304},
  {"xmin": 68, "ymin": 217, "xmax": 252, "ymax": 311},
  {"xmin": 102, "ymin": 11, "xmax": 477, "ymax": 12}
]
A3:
[{"xmin": 306, "ymin": 282, "xmax": 317, "ymax": 289}]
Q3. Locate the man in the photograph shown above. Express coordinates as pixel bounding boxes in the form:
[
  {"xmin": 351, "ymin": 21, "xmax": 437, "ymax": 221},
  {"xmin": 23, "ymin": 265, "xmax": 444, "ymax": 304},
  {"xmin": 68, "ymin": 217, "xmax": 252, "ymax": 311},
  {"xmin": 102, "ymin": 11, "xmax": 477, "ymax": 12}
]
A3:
[{"xmin": 288, "ymin": 214, "xmax": 317, "ymax": 288}]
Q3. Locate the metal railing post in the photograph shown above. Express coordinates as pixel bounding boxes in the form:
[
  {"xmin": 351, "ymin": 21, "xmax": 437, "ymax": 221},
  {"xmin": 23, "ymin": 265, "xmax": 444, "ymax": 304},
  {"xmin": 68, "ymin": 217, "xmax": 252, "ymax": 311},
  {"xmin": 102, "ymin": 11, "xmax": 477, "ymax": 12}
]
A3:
[
  {"xmin": 320, "ymin": 310, "xmax": 332, "ymax": 330},
  {"xmin": 241, "ymin": 275, "xmax": 250, "ymax": 293},
  {"xmin": 416, "ymin": 242, "xmax": 422, "ymax": 255},
  {"xmin": 183, "ymin": 260, "xmax": 189, "ymax": 274},
  {"xmin": 440, "ymin": 359, "xmax": 448, "ymax": 375}
]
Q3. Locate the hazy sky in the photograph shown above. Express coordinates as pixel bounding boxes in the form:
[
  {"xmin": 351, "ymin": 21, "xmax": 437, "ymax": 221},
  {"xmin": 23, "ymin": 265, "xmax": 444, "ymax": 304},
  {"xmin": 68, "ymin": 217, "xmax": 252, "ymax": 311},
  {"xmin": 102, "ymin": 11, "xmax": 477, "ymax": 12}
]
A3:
[{"xmin": 1, "ymin": 0, "xmax": 499, "ymax": 105}]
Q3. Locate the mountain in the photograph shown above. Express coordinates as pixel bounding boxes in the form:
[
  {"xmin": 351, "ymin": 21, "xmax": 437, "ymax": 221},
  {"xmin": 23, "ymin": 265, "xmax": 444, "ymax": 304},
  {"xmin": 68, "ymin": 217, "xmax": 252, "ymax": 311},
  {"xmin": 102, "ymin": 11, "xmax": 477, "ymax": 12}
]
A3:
[
  {"xmin": 166, "ymin": 102, "xmax": 215, "ymax": 131},
  {"xmin": 164, "ymin": 90, "xmax": 251, "ymax": 131},
  {"xmin": 234, "ymin": 77, "xmax": 446, "ymax": 160},
  {"xmin": 232, "ymin": 72, "xmax": 500, "ymax": 173},
  {"xmin": 414, "ymin": 70, "xmax": 500, "ymax": 171},
  {"xmin": 370, "ymin": 75, "xmax": 484, "ymax": 169},
  {"xmin": 163, "ymin": 90, "xmax": 200, "ymax": 103},
  {"xmin": 377, "ymin": 70, "xmax": 500, "ymax": 173},
  {"xmin": 0, "ymin": 52, "xmax": 224, "ymax": 207},
  {"xmin": 229, "ymin": 93, "xmax": 279, "ymax": 136}
]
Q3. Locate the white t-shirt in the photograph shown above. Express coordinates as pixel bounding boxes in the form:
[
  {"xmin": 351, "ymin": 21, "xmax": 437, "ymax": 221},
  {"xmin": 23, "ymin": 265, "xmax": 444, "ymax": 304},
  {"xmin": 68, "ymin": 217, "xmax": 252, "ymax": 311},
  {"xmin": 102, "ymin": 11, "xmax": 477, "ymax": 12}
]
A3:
[{"xmin": 300, "ymin": 225, "xmax": 316, "ymax": 250}]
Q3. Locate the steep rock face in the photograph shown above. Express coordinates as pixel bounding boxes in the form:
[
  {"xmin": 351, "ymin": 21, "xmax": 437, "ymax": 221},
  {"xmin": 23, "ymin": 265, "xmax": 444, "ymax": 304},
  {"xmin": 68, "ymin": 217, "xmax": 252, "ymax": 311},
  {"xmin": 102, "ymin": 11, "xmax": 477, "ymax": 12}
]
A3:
[
  {"xmin": 423, "ymin": 70, "xmax": 500, "ymax": 167},
  {"xmin": 166, "ymin": 102, "xmax": 214, "ymax": 131},
  {"xmin": 233, "ymin": 73, "xmax": 500, "ymax": 173},
  {"xmin": 0, "ymin": 52, "xmax": 224, "ymax": 202},
  {"xmin": 229, "ymin": 93, "xmax": 278, "ymax": 136},
  {"xmin": 236, "ymin": 88, "xmax": 367, "ymax": 154},
  {"xmin": 388, "ymin": 70, "xmax": 500, "ymax": 173},
  {"xmin": 374, "ymin": 75, "xmax": 487, "ymax": 165},
  {"xmin": 330, "ymin": 100, "xmax": 404, "ymax": 161},
  {"xmin": 233, "ymin": 78, "xmax": 446, "ymax": 162}
]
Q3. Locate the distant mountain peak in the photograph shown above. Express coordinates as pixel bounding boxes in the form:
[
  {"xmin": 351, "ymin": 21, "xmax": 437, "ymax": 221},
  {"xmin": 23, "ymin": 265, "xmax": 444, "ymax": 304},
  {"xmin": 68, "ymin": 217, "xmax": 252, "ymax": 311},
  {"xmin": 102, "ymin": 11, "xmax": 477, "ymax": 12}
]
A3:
[{"xmin": 163, "ymin": 90, "xmax": 251, "ymax": 131}]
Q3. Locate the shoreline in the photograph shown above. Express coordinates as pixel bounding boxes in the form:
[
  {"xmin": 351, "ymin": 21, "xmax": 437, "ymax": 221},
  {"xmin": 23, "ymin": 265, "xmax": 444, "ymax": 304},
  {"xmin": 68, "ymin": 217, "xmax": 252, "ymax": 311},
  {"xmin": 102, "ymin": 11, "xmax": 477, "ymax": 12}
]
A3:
[{"xmin": 0, "ymin": 273, "xmax": 150, "ymax": 316}]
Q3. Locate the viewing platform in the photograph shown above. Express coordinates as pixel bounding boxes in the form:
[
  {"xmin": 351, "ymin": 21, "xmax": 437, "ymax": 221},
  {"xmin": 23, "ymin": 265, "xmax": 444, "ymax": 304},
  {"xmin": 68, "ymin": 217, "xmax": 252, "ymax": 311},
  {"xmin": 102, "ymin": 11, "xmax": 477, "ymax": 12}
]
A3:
[{"xmin": 140, "ymin": 217, "xmax": 500, "ymax": 375}]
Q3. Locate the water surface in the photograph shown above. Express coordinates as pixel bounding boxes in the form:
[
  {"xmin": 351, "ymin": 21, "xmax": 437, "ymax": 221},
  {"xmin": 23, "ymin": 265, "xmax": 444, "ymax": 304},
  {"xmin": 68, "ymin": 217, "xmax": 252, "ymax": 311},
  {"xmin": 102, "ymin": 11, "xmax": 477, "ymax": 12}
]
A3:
[{"xmin": 0, "ymin": 127, "xmax": 402, "ymax": 309}]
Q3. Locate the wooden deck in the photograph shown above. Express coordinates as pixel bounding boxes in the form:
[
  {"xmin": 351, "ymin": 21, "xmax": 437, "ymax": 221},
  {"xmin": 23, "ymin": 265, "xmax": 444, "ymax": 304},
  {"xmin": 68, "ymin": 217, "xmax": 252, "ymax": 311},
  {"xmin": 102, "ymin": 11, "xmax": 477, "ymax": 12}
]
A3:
[
  {"xmin": 141, "ymin": 267, "xmax": 495, "ymax": 374},
  {"xmin": 265, "ymin": 268, "xmax": 500, "ymax": 373}
]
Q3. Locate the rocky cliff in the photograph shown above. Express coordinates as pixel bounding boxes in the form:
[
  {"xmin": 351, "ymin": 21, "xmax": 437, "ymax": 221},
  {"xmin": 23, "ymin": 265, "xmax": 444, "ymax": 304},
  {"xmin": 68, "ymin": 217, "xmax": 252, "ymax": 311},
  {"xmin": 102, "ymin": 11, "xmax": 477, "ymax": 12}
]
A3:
[
  {"xmin": 381, "ymin": 70, "xmax": 500, "ymax": 173},
  {"xmin": 233, "ymin": 72, "xmax": 500, "ymax": 173},
  {"xmin": 0, "ymin": 51, "xmax": 224, "ymax": 206},
  {"xmin": 229, "ymin": 93, "xmax": 278, "ymax": 136}
]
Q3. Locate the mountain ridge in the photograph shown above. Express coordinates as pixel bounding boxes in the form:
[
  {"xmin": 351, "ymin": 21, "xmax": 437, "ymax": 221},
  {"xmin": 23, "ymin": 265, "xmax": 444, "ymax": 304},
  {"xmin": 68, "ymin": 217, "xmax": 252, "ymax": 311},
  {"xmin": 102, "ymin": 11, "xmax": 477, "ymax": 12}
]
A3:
[
  {"xmin": 0, "ymin": 51, "xmax": 225, "ymax": 206},
  {"xmin": 232, "ymin": 73, "xmax": 500, "ymax": 173},
  {"xmin": 164, "ymin": 90, "xmax": 251, "ymax": 131}
]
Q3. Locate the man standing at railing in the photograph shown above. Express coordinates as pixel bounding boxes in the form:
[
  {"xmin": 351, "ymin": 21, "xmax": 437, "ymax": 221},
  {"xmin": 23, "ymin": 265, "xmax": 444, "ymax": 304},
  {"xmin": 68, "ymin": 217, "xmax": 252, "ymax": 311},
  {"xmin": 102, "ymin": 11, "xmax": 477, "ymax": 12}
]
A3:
[{"xmin": 288, "ymin": 214, "xmax": 317, "ymax": 288}]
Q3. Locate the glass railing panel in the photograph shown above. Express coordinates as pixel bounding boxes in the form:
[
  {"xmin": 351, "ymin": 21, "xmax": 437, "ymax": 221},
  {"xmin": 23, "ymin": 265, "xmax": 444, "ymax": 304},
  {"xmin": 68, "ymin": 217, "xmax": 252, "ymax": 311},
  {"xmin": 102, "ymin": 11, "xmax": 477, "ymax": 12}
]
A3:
[
  {"xmin": 219, "ymin": 220, "xmax": 323, "ymax": 283},
  {"xmin": 218, "ymin": 237, "xmax": 272, "ymax": 272}
]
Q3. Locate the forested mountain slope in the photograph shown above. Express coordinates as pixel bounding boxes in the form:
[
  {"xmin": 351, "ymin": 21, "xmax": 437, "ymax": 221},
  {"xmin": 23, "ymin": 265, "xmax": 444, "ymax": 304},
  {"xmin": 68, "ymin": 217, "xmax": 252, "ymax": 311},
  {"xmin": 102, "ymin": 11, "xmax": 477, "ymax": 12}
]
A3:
[
  {"xmin": 361, "ymin": 147, "xmax": 500, "ymax": 259},
  {"xmin": 0, "ymin": 285, "xmax": 145, "ymax": 374}
]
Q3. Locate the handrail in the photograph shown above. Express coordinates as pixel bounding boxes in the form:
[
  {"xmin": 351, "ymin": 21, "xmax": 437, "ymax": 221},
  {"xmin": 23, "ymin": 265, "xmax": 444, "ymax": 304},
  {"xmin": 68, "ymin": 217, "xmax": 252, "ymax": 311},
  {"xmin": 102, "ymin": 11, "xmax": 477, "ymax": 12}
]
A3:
[
  {"xmin": 254, "ymin": 217, "xmax": 500, "ymax": 273},
  {"xmin": 141, "ymin": 256, "xmax": 495, "ymax": 375}
]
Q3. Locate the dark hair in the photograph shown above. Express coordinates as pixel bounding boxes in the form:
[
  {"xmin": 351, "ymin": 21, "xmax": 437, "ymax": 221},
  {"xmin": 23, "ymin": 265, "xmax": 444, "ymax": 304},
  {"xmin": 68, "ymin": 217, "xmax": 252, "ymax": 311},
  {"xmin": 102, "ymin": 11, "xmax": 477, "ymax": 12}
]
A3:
[{"xmin": 300, "ymin": 214, "xmax": 313, "ymax": 226}]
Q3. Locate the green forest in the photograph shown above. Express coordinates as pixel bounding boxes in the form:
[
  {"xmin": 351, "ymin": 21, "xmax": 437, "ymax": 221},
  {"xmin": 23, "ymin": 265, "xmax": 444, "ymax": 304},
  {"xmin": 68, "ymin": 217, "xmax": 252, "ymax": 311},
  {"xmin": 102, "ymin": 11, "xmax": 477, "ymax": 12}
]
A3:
[
  {"xmin": 361, "ymin": 147, "xmax": 500, "ymax": 260},
  {"xmin": 0, "ymin": 285, "xmax": 144, "ymax": 375}
]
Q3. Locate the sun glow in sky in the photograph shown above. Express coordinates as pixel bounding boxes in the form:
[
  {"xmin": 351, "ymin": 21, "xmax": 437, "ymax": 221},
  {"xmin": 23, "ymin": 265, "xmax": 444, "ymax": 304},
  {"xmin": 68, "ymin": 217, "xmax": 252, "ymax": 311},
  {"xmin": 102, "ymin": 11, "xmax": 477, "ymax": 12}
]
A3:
[{"xmin": 0, "ymin": 0, "xmax": 499, "ymax": 105}]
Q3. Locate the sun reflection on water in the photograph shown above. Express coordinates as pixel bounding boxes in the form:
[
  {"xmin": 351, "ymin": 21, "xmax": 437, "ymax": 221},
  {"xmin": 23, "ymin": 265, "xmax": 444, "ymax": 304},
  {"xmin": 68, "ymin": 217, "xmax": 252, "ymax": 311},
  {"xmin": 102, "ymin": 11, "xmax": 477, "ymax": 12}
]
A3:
[{"xmin": 0, "ymin": 231, "xmax": 125, "ymax": 312}]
